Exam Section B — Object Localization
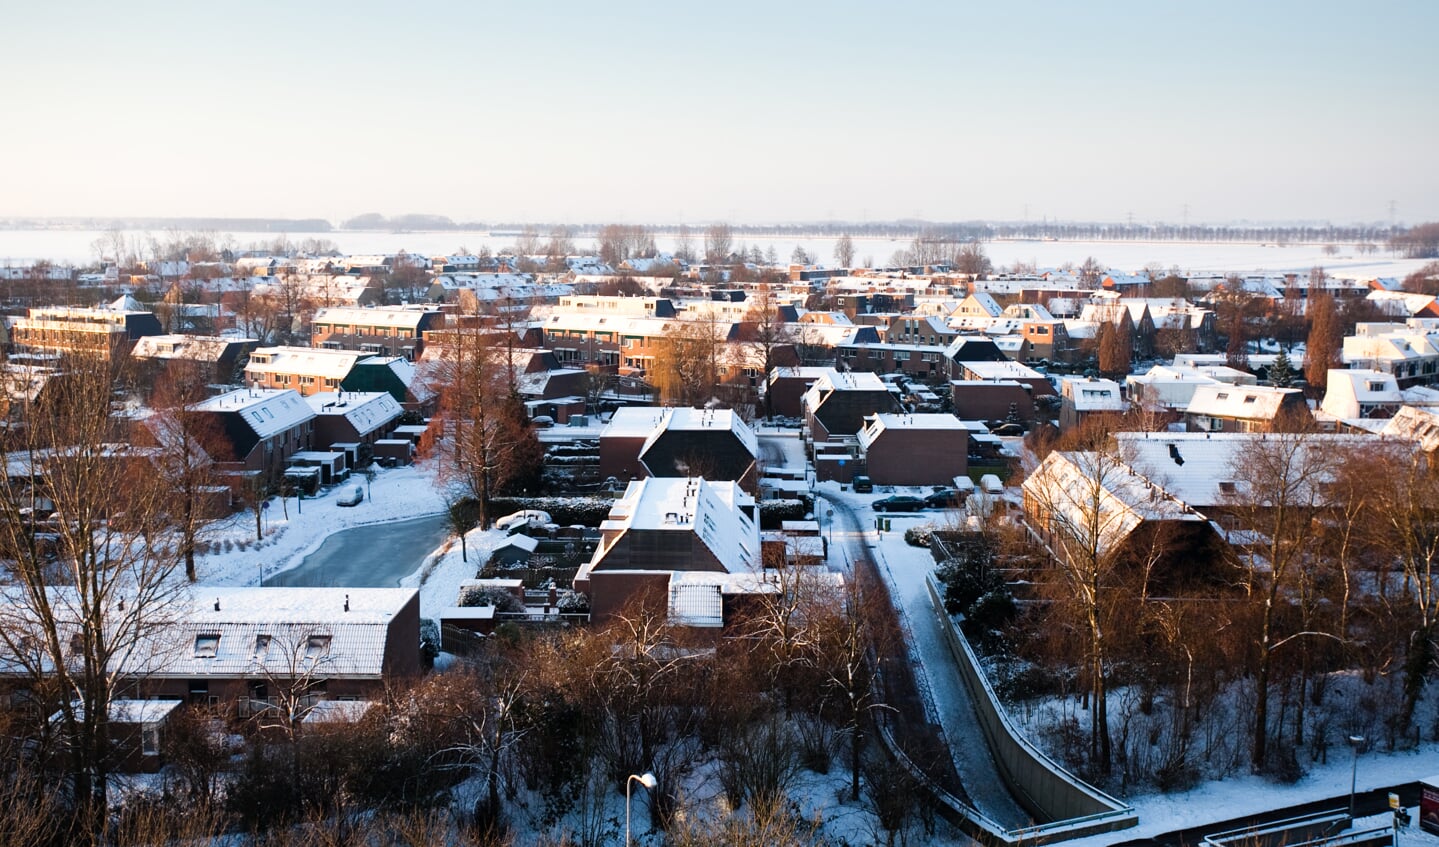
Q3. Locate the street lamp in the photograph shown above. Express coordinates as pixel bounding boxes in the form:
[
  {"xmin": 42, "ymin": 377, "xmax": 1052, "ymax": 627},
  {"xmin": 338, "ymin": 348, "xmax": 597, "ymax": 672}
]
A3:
[
  {"xmin": 1348, "ymin": 734, "xmax": 1365, "ymax": 820},
  {"xmin": 626, "ymin": 772, "xmax": 657, "ymax": 846}
]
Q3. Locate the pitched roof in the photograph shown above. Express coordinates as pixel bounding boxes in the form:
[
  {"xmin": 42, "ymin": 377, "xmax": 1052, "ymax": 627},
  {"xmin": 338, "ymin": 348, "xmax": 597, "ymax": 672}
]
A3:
[
  {"xmin": 1185, "ymin": 384, "xmax": 1303, "ymax": 421},
  {"xmin": 193, "ymin": 388, "xmax": 314, "ymax": 440}
]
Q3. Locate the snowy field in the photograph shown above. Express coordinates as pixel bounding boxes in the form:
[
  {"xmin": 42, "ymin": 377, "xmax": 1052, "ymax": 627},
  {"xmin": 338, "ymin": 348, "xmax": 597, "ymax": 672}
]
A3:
[{"xmin": 0, "ymin": 227, "xmax": 1428, "ymax": 281}]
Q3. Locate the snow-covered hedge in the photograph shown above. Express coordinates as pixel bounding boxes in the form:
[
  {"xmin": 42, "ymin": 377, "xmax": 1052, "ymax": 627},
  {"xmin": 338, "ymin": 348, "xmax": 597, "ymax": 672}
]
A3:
[{"xmin": 487, "ymin": 496, "xmax": 613, "ymax": 526}]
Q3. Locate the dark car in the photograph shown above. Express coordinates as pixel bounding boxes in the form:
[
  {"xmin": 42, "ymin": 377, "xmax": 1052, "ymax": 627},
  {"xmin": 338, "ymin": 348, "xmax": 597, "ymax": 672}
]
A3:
[
  {"xmin": 852, "ymin": 475, "xmax": 873, "ymax": 493},
  {"xmin": 873, "ymin": 495, "xmax": 925, "ymax": 512},
  {"xmin": 989, "ymin": 422, "xmax": 1025, "ymax": 437},
  {"xmin": 923, "ymin": 489, "xmax": 964, "ymax": 509}
]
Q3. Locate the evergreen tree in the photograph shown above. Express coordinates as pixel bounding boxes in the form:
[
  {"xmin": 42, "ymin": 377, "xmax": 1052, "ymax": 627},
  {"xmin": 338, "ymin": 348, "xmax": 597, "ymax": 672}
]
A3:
[{"xmin": 1269, "ymin": 347, "xmax": 1295, "ymax": 388}]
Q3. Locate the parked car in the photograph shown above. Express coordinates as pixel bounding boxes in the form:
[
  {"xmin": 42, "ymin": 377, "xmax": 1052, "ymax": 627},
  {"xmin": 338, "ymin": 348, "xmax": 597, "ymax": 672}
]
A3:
[
  {"xmin": 873, "ymin": 495, "xmax": 925, "ymax": 512},
  {"xmin": 336, "ymin": 485, "xmax": 364, "ymax": 507},
  {"xmin": 923, "ymin": 489, "xmax": 964, "ymax": 509},
  {"xmin": 495, "ymin": 509, "xmax": 552, "ymax": 531},
  {"xmin": 852, "ymin": 475, "xmax": 873, "ymax": 493},
  {"xmin": 989, "ymin": 422, "xmax": 1025, "ymax": 437}
]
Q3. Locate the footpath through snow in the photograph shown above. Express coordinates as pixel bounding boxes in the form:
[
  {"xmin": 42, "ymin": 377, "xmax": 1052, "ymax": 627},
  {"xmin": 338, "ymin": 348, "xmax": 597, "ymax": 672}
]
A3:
[{"xmin": 819, "ymin": 481, "xmax": 1033, "ymax": 829}]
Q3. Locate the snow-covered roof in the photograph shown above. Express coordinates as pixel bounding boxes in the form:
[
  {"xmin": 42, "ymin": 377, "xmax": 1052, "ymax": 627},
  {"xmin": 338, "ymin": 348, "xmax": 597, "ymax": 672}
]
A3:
[
  {"xmin": 4, "ymin": 587, "xmax": 414, "ymax": 680},
  {"xmin": 1023, "ymin": 450, "xmax": 1204, "ymax": 560},
  {"xmin": 1320, "ymin": 369, "xmax": 1403, "ymax": 419},
  {"xmin": 303, "ymin": 391, "xmax": 403, "ymax": 437},
  {"xmin": 635, "ymin": 407, "xmax": 759, "ymax": 459},
  {"xmin": 1060, "ymin": 377, "xmax": 1126, "ymax": 412},
  {"xmin": 1115, "ymin": 432, "xmax": 1374, "ymax": 508},
  {"xmin": 132, "ymin": 334, "xmax": 251, "ymax": 362},
  {"xmin": 1382, "ymin": 405, "xmax": 1439, "ymax": 451},
  {"xmin": 312, "ymin": 306, "xmax": 440, "ymax": 330},
  {"xmin": 958, "ymin": 360, "xmax": 1045, "ymax": 381},
  {"xmin": 857, "ymin": 413, "xmax": 967, "ymax": 449},
  {"xmin": 246, "ymin": 346, "xmax": 373, "ymax": 380},
  {"xmin": 1185, "ymin": 384, "xmax": 1302, "ymax": 421},
  {"xmin": 193, "ymin": 388, "xmax": 314, "ymax": 440},
  {"xmin": 589, "ymin": 477, "xmax": 759, "ymax": 575}
]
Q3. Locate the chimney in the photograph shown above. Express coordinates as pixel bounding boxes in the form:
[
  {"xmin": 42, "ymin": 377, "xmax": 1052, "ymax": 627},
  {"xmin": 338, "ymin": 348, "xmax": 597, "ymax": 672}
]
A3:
[
  {"xmin": 344, "ymin": 594, "xmax": 350, "ymax": 612},
  {"xmin": 214, "ymin": 598, "xmax": 220, "ymax": 611}
]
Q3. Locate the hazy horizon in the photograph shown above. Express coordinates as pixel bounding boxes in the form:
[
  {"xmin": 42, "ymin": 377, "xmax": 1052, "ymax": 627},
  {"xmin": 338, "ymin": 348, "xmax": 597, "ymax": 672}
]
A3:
[{"xmin": 5, "ymin": 1, "xmax": 1437, "ymax": 225}]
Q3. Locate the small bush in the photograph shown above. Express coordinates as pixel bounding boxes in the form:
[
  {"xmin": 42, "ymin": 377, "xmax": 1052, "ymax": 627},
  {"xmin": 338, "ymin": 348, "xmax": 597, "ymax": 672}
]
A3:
[
  {"xmin": 904, "ymin": 525, "xmax": 935, "ymax": 548},
  {"xmin": 457, "ymin": 586, "xmax": 524, "ymax": 613}
]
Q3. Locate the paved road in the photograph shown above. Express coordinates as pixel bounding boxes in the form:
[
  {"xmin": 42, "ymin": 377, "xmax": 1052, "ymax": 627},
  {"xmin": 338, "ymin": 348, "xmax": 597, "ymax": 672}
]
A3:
[
  {"xmin": 820, "ymin": 490, "xmax": 1033, "ymax": 830},
  {"xmin": 265, "ymin": 513, "xmax": 450, "ymax": 588}
]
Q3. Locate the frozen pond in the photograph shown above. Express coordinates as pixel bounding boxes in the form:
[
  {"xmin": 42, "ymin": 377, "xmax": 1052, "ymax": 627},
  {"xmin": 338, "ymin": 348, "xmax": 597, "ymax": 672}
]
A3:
[{"xmin": 264, "ymin": 512, "xmax": 449, "ymax": 588}]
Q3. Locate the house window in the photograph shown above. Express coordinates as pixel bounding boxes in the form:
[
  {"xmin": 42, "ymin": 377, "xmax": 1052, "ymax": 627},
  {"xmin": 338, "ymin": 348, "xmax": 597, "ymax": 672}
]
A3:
[
  {"xmin": 141, "ymin": 726, "xmax": 160, "ymax": 756},
  {"xmin": 299, "ymin": 376, "xmax": 315, "ymax": 387},
  {"xmin": 193, "ymin": 633, "xmax": 220, "ymax": 658},
  {"xmin": 305, "ymin": 634, "xmax": 332, "ymax": 661},
  {"xmin": 252, "ymin": 634, "xmax": 271, "ymax": 659},
  {"xmin": 1243, "ymin": 396, "xmax": 1257, "ymax": 404}
]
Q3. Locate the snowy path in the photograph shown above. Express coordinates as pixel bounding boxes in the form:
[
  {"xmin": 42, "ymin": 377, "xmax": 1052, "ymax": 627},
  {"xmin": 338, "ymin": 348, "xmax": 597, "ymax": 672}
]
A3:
[{"xmin": 820, "ymin": 487, "xmax": 1033, "ymax": 829}]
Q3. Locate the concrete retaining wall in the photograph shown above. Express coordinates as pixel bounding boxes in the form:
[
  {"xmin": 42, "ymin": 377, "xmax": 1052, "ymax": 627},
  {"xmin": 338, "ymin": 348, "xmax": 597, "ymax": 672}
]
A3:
[{"xmin": 926, "ymin": 574, "xmax": 1137, "ymax": 839}]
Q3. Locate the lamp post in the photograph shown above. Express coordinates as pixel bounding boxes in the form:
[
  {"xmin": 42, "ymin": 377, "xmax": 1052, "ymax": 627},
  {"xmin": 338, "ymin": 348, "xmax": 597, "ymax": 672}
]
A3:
[
  {"xmin": 1349, "ymin": 734, "xmax": 1365, "ymax": 820},
  {"xmin": 626, "ymin": 772, "xmax": 656, "ymax": 846}
]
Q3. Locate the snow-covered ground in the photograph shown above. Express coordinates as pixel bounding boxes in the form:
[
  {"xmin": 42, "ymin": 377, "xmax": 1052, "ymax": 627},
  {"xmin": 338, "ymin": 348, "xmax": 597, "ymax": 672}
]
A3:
[{"xmin": 2, "ymin": 229, "xmax": 1428, "ymax": 281}]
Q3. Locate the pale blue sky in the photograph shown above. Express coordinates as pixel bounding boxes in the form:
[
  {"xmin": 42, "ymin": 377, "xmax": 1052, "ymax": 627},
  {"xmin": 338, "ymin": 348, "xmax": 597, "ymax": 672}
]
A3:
[{"xmin": 3, "ymin": 0, "xmax": 1436, "ymax": 225}]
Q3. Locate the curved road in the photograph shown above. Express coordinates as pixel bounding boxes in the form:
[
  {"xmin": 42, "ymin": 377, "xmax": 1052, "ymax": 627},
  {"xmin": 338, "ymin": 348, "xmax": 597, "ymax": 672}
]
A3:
[
  {"xmin": 819, "ymin": 490, "xmax": 1032, "ymax": 830},
  {"xmin": 264, "ymin": 513, "xmax": 450, "ymax": 588}
]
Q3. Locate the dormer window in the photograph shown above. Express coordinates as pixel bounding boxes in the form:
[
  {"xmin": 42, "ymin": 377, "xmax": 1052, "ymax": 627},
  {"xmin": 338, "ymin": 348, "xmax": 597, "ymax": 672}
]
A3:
[
  {"xmin": 252, "ymin": 634, "xmax": 271, "ymax": 659},
  {"xmin": 193, "ymin": 633, "xmax": 220, "ymax": 658},
  {"xmin": 304, "ymin": 635, "xmax": 331, "ymax": 660}
]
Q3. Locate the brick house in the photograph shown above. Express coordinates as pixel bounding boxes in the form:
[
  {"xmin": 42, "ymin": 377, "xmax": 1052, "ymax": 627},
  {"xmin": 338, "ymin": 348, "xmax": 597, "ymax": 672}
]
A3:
[{"xmin": 857, "ymin": 413, "xmax": 969, "ymax": 486}]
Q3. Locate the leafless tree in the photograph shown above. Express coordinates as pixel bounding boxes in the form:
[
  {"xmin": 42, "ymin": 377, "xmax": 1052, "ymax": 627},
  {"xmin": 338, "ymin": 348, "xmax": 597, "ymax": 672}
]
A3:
[
  {"xmin": 704, "ymin": 223, "xmax": 733, "ymax": 264},
  {"xmin": 833, "ymin": 234, "xmax": 855, "ymax": 269},
  {"xmin": 0, "ymin": 352, "xmax": 185, "ymax": 832},
  {"xmin": 1223, "ymin": 430, "xmax": 1342, "ymax": 770}
]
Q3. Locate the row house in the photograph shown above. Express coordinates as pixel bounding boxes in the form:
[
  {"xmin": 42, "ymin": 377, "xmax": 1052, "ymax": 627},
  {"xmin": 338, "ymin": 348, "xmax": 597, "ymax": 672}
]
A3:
[
  {"xmin": 885, "ymin": 314, "xmax": 965, "ymax": 348},
  {"xmin": 837, "ymin": 342, "xmax": 950, "ymax": 381},
  {"xmin": 190, "ymin": 388, "xmax": 315, "ymax": 483},
  {"xmin": 1058, "ymin": 376, "xmax": 1126, "ymax": 430},
  {"xmin": 311, "ymin": 305, "xmax": 445, "ymax": 360},
  {"xmin": 598, "ymin": 407, "xmax": 760, "ymax": 491},
  {"xmin": 1318, "ymin": 369, "xmax": 1404, "ymax": 422},
  {"xmin": 573, "ymin": 477, "xmax": 761, "ymax": 623},
  {"xmin": 11, "ymin": 302, "xmax": 163, "ymax": 360},
  {"xmin": 856, "ymin": 413, "xmax": 969, "ymax": 486},
  {"xmin": 131, "ymin": 334, "xmax": 257, "ymax": 386},
  {"xmin": 1184, "ymin": 384, "xmax": 1310, "ymax": 433},
  {"xmin": 304, "ymin": 390, "xmax": 405, "ymax": 451},
  {"xmin": 1342, "ymin": 322, "xmax": 1439, "ymax": 387},
  {"xmin": 244, "ymin": 347, "xmax": 372, "ymax": 396}
]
